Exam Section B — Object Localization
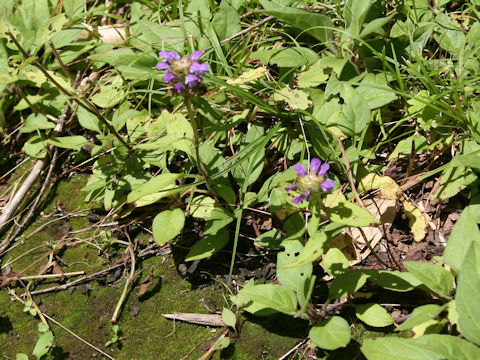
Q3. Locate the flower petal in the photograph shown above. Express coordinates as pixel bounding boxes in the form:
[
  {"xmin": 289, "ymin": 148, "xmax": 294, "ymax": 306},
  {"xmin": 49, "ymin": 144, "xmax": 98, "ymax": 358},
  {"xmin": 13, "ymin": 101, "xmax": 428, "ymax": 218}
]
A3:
[
  {"xmin": 158, "ymin": 51, "xmax": 180, "ymax": 63},
  {"xmin": 174, "ymin": 83, "xmax": 186, "ymax": 93},
  {"xmin": 190, "ymin": 62, "xmax": 210, "ymax": 76},
  {"xmin": 185, "ymin": 74, "xmax": 201, "ymax": 87},
  {"xmin": 162, "ymin": 72, "xmax": 177, "ymax": 83},
  {"xmin": 189, "ymin": 50, "xmax": 204, "ymax": 61},
  {"xmin": 304, "ymin": 189, "xmax": 312, "ymax": 201},
  {"xmin": 292, "ymin": 195, "xmax": 305, "ymax": 204},
  {"xmin": 285, "ymin": 184, "xmax": 297, "ymax": 191},
  {"xmin": 320, "ymin": 179, "xmax": 335, "ymax": 192},
  {"xmin": 318, "ymin": 163, "xmax": 330, "ymax": 177},
  {"xmin": 156, "ymin": 62, "xmax": 170, "ymax": 70},
  {"xmin": 310, "ymin": 158, "xmax": 322, "ymax": 173},
  {"xmin": 293, "ymin": 163, "xmax": 307, "ymax": 176}
]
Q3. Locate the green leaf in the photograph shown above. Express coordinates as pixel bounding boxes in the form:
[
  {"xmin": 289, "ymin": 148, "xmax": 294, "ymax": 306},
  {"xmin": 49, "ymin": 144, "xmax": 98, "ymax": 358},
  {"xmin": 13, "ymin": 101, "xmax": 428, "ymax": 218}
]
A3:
[
  {"xmin": 297, "ymin": 61, "xmax": 329, "ymax": 88},
  {"xmin": 273, "ymin": 87, "xmax": 310, "ymax": 110},
  {"xmin": 213, "ymin": 336, "xmax": 230, "ymax": 350},
  {"xmin": 396, "ymin": 304, "xmax": 446, "ymax": 332},
  {"xmin": 404, "ymin": 261, "xmax": 454, "ymax": 298},
  {"xmin": 15, "ymin": 354, "xmax": 29, "ymax": 360},
  {"xmin": 47, "ymin": 136, "xmax": 90, "ymax": 150},
  {"xmin": 323, "ymin": 248, "xmax": 349, "ymax": 277},
  {"xmin": 20, "ymin": 113, "xmax": 55, "ymax": 133},
  {"xmin": 185, "ymin": 228, "xmax": 229, "ymax": 261},
  {"xmin": 76, "ymin": 106, "xmax": 102, "ymax": 133},
  {"xmin": 361, "ymin": 335, "xmax": 480, "ymax": 360},
  {"xmin": 355, "ymin": 74, "xmax": 397, "ymax": 109},
  {"xmin": 325, "ymin": 201, "xmax": 377, "ymax": 227},
  {"xmin": 456, "ymin": 241, "xmax": 480, "ymax": 345},
  {"xmin": 360, "ymin": 13, "xmax": 396, "ymax": 38},
  {"xmin": 32, "ymin": 331, "xmax": 54, "ymax": 359},
  {"xmin": 329, "ymin": 270, "xmax": 369, "ymax": 299},
  {"xmin": 337, "ymin": 86, "xmax": 372, "ymax": 136},
  {"xmin": 212, "ymin": 1, "xmax": 241, "ymax": 40},
  {"xmin": 433, "ymin": 166, "xmax": 478, "ymax": 200},
  {"xmin": 260, "ymin": 1, "xmax": 332, "ymax": 43},
  {"xmin": 356, "ymin": 303, "xmax": 394, "ymax": 327},
  {"xmin": 264, "ymin": 47, "xmax": 319, "ymax": 68},
  {"xmin": 190, "ymin": 196, "xmax": 216, "ymax": 220},
  {"xmin": 239, "ymin": 283, "xmax": 298, "ymax": 315},
  {"xmin": 127, "ymin": 173, "xmax": 183, "ymax": 204},
  {"xmin": 433, "ymin": 13, "xmax": 466, "ymax": 54},
  {"xmin": 444, "ymin": 207, "xmax": 480, "ymax": 274},
  {"xmin": 221, "ymin": 308, "xmax": 237, "ymax": 329},
  {"xmin": 203, "ymin": 206, "xmax": 235, "ymax": 235},
  {"xmin": 309, "ymin": 316, "xmax": 351, "ymax": 350},
  {"xmin": 366, "ymin": 270, "xmax": 421, "ymax": 292},
  {"xmin": 152, "ymin": 209, "xmax": 185, "ymax": 246},
  {"xmin": 90, "ymin": 76, "xmax": 124, "ymax": 108},
  {"xmin": 280, "ymin": 231, "xmax": 330, "ymax": 268},
  {"xmin": 277, "ymin": 240, "xmax": 312, "ymax": 293}
]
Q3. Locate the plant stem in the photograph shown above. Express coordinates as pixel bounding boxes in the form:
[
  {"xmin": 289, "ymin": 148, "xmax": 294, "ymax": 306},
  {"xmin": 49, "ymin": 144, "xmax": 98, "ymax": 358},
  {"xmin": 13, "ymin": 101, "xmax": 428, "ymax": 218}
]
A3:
[{"xmin": 184, "ymin": 97, "xmax": 217, "ymax": 198}]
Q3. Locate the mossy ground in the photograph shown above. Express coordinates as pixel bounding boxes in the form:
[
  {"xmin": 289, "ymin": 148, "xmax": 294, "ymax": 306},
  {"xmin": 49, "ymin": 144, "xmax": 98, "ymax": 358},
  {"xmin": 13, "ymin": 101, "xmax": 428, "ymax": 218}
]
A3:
[{"xmin": 0, "ymin": 176, "xmax": 306, "ymax": 359}]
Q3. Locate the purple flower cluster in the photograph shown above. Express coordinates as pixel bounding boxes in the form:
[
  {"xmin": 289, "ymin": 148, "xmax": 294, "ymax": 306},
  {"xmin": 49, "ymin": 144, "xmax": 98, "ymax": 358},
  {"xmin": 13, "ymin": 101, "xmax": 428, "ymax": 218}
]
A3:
[
  {"xmin": 286, "ymin": 158, "xmax": 335, "ymax": 204},
  {"xmin": 156, "ymin": 50, "xmax": 210, "ymax": 93}
]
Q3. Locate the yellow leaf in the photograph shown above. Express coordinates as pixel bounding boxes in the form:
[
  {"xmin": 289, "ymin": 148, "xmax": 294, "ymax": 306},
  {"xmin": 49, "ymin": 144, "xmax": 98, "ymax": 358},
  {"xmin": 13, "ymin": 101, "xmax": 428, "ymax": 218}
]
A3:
[
  {"xmin": 359, "ymin": 173, "xmax": 402, "ymax": 200},
  {"xmin": 403, "ymin": 201, "xmax": 427, "ymax": 242},
  {"xmin": 226, "ymin": 67, "xmax": 267, "ymax": 85}
]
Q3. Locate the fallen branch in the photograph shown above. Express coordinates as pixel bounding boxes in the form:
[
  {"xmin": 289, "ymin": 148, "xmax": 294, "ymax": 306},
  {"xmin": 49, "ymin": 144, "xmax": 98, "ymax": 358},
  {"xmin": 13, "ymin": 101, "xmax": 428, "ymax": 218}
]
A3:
[{"xmin": 162, "ymin": 312, "xmax": 224, "ymax": 327}]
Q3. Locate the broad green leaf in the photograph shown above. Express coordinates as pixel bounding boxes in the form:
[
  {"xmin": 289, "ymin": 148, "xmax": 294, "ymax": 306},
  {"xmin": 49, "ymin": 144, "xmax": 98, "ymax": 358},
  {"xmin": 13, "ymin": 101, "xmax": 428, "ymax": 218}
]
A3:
[
  {"xmin": 309, "ymin": 316, "xmax": 351, "ymax": 350},
  {"xmin": 456, "ymin": 241, "xmax": 480, "ymax": 345},
  {"xmin": 323, "ymin": 247, "xmax": 349, "ymax": 277},
  {"xmin": 32, "ymin": 331, "xmax": 54, "ymax": 359},
  {"xmin": 298, "ymin": 274, "xmax": 316, "ymax": 313},
  {"xmin": 203, "ymin": 206, "xmax": 235, "ymax": 235},
  {"xmin": 404, "ymin": 261, "xmax": 454, "ymax": 298},
  {"xmin": 360, "ymin": 13, "xmax": 396, "ymax": 38},
  {"xmin": 76, "ymin": 106, "xmax": 102, "ymax": 133},
  {"xmin": 127, "ymin": 173, "xmax": 183, "ymax": 203},
  {"xmin": 337, "ymin": 86, "xmax": 372, "ymax": 136},
  {"xmin": 283, "ymin": 212, "xmax": 305, "ymax": 239},
  {"xmin": 152, "ymin": 209, "xmax": 185, "ymax": 245},
  {"xmin": 396, "ymin": 304, "xmax": 446, "ymax": 332},
  {"xmin": 16, "ymin": 354, "xmax": 28, "ymax": 360},
  {"xmin": 366, "ymin": 270, "xmax": 421, "ymax": 292},
  {"xmin": 355, "ymin": 73, "xmax": 397, "ymax": 109},
  {"xmin": 297, "ymin": 61, "xmax": 329, "ymax": 88},
  {"xmin": 329, "ymin": 270, "xmax": 369, "ymax": 299},
  {"xmin": 389, "ymin": 135, "xmax": 428, "ymax": 160},
  {"xmin": 277, "ymin": 240, "xmax": 312, "ymax": 293},
  {"xmin": 356, "ymin": 303, "xmax": 394, "ymax": 327},
  {"xmin": 20, "ymin": 113, "xmax": 55, "ymax": 133},
  {"xmin": 260, "ymin": 1, "xmax": 332, "ymax": 43},
  {"xmin": 273, "ymin": 87, "xmax": 310, "ymax": 110},
  {"xmin": 268, "ymin": 47, "xmax": 320, "ymax": 68},
  {"xmin": 185, "ymin": 228, "xmax": 229, "ymax": 261},
  {"xmin": 212, "ymin": 1, "xmax": 241, "ymax": 40},
  {"xmin": 444, "ymin": 207, "xmax": 480, "ymax": 274},
  {"xmin": 190, "ymin": 196, "xmax": 216, "ymax": 219},
  {"xmin": 280, "ymin": 231, "xmax": 329, "ymax": 268},
  {"xmin": 433, "ymin": 13, "xmax": 466, "ymax": 54},
  {"xmin": 325, "ymin": 201, "xmax": 377, "ymax": 227},
  {"xmin": 239, "ymin": 283, "xmax": 298, "ymax": 315},
  {"xmin": 362, "ymin": 335, "xmax": 480, "ymax": 360},
  {"xmin": 47, "ymin": 136, "xmax": 90, "ymax": 150},
  {"xmin": 221, "ymin": 308, "xmax": 237, "ymax": 329},
  {"xmin": 91, "ymin": 76, "xmax": 124, "ymax": 108},
  {"xmin": 213, "ymin": 336, "xmax": 230, "ymax": 350},
  {"xmin": 432, "ymin": 166, "xmax": 478, "ymax": 200}
]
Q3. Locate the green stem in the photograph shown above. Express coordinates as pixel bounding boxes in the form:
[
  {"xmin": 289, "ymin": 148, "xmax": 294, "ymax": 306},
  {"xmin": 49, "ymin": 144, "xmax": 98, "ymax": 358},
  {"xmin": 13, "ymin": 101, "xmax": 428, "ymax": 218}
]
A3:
[{"xmin": 185, "ymin": 98, "xmax": 216, "ymax": 198}]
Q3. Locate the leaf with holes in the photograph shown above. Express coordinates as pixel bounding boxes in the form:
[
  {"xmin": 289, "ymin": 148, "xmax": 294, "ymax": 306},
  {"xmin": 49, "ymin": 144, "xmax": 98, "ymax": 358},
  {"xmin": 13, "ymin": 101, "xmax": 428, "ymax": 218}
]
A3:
[{"xmin": 277, "ymin": 240, "xmax": 312, "ymax": 293}]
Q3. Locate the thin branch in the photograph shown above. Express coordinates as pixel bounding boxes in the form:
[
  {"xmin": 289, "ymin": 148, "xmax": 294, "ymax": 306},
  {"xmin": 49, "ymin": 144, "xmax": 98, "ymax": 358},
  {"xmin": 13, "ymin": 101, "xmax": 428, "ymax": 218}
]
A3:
[{"xmin": 110, "ymin": 239, "xmax": 135, "ymax": 323}]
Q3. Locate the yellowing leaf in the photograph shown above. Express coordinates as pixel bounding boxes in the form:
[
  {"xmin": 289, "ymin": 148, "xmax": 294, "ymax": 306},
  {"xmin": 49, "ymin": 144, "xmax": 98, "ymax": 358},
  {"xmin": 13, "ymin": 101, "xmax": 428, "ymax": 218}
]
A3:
[
  {"xmin": 226, "ymin": 67, "xmax": 267, "ymax": 85},
  {"xmin": 403, "ymin": 201, "xmax": 427, "ymax": 242},
  {"xmin": 359, "ymin": 173, "xmax": 402, "ymax": 200},
  {"xmin": 273, "ymin": 87, "xmax": 310, "ymax": 110}
]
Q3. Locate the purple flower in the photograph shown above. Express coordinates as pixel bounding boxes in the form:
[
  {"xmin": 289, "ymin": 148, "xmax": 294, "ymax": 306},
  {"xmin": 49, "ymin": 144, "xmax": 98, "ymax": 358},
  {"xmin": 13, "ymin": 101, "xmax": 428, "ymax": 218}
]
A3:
[
  {"xmin": 156, "ymin": 50, "xmax": 209, "ymax": 93},
  {"xmin": 285, "ymin": 158, "xmax": 335, "ymax": 204}
]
